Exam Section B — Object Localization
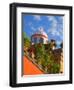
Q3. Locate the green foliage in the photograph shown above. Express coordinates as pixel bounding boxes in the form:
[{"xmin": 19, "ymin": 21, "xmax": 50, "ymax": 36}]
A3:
[
  {"xmin": 24, "ymin": 38, "xmax": 30, "ymax": 48},
  {"xmin": 34, "ymin": 44, "xmax": 44, "ymax": 66},
  {"xmin": 23, "ymin": 34, "xmax": 61, "ymax": 74},
  {"xmin": 46, "ymin": 52, "xmax": 60, "ymax": 74},
  {"xmin": 34, "ymin": 43, "xmax": 60, "ymax": 73},
  {"xmin": 23, "ymin": 32, "xmax": 27, "ymax": 38},
  {"xmin": 23, "ymin": 32, "xmax": 30, "ymax": 49},
  {"xmin": 50, "ymin": 63, "xmax": 60, "ymax": 73},
  {"xmin": 35, "ymin": 44, "xmax": 45, "ymax": 59}
]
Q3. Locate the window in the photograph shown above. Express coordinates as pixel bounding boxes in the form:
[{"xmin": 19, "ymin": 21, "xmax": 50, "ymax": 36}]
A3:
[
  {"xmin": 39, "ymin": 38, "xmax": 44, "ymax": 43},
  {"xmin": 34, "ymin": 38, "xmax": 37, "ymax": 44}
]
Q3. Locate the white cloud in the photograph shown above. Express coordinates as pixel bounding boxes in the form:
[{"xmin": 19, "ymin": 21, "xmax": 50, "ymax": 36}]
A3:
[
  {"xmin": 56, "ymin": 41, "xmax": 61, "ymax": 45},
  {"xmin": 33, "ymin": 15, "xmax": 41, "ymax": 21},
  {"xmin": 59, "ymin": 30, "xmax": 63, "ymax": 35},
  {"xmin": 31, "ymin": 26, "xmax": 36, "ymax": 31},
  {"xmin": 47, "ymin": 16, "xmax": 63, "ymax": 38},
  {"xmin": 47, "ymin": 16, "xmax": 55, "ymax": 21},
  {"xmin": 28, "ymin": 22, "xmax": 36, "ymax": 32},
  {"xmin": 56, "ymin": 31, "xmax": 61, "ymax": 36},
  {"xmin": 49, "ymin": 30, "xmax": 60, "ymax": 36},
  {"xmin": 47, "ymin": 16, "xmax": 57, "ymax": 27},
  {"xmin": 50, "ymin": 30, "xmax": 56, "ymax": 36},
  {"xmin": 47, "ymin": 16, "xmax": 57, "ymax": 31}
]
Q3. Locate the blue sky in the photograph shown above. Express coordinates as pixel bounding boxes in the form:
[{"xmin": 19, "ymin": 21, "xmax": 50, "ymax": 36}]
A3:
[{"xmin": 22, "ymin": 14, "xmax": 64, "ymax": 48}]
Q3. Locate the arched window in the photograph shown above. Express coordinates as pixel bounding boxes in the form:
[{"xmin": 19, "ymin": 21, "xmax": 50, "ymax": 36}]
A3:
[
  {"xmin": 34, "ymin": 38, "xmax": 37, "ymax": 44},
  {"xmin": 39, "ymin": 38, "xmax": 44, "ymax": 43}
]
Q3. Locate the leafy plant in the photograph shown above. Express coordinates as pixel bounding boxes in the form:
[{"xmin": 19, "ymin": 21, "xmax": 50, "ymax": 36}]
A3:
[
  {"xmin": 23, "ymin": 32, "xmax": 31, "ymax": 50},
  {"xmin": 50, "ymin": 63, "xmax": 60, "ymax": 73}
]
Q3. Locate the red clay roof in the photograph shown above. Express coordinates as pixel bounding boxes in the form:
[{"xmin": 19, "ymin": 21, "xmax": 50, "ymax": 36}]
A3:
[{"xmin": 23, "ymin": 56, "xmax": 44, "ymax": 75}]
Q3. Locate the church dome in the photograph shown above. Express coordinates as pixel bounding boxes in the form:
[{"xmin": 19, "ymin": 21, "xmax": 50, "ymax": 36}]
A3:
[
  {"xmin": 35, "ymin": 27, "xmax": 48, "ymax": 38},
  {"xmin": 31, "ymin": 27, "xmax": 48, "ymax": 44}
]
